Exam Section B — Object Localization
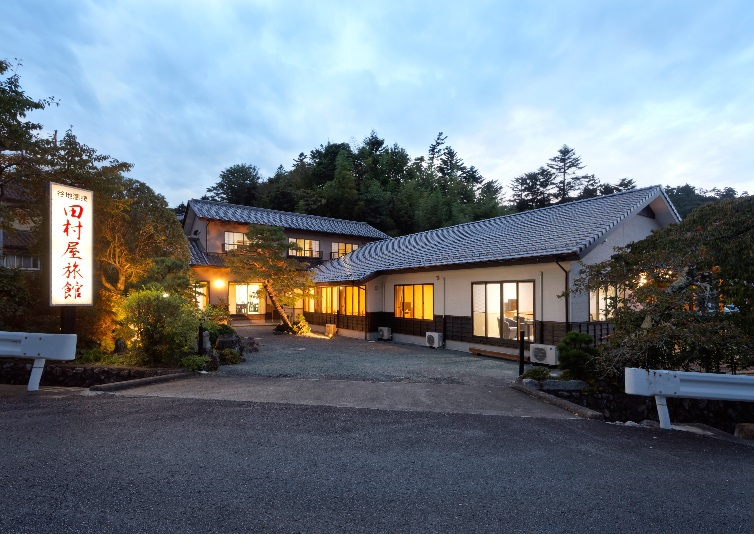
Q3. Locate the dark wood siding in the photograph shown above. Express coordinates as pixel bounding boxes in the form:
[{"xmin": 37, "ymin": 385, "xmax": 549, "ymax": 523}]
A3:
[{"xmin": 307, "ymin": 311, "xmax": 613, "ymax": 347}]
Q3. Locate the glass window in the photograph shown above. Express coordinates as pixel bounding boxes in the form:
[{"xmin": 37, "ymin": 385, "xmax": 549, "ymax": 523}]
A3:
[
  {"xmin": 331, "ymin": 242, "xmax": 358, "ymax": 259},
  {"xmin": 194, "ymin": 282, "xmax": 208, "ymax": 310},
  {"xmin": 224, "ymin": 232, "xmax": 247, "ymax": 251},
  {"xmin": 337, "ymin": 286, "xmax": 365, "ymax": 316},
  {"xmin": 472, "ymin": 281, "xmax": 535, "ymax": 341},
  {"xmin": 304, "ymin": 289, "xmax": 315, "ymax": 313},
  {"xmin": 229, "ymin": 283, "xmax": 261, "ymax": 314},
  {"xmin": 289, "ymin": 238, "xmax": 321, "ymax": 258},
  {"xmin": 317, "ymin": 287, "xmax": 340, "ymax": 313},
  {"xmin": 1, "ymin": 255, "xmax": 40, "ymax": 270},
  {"xmin": 394, "ymin": 285, "xmax": 434, "ymax": 320},
  {"xmin": 472, "ymin": 283, "xmax": 486, "ymax": 336},
  {"xmin": 590, "ymin": 286, "xmax": 617, "ymax": 321}
]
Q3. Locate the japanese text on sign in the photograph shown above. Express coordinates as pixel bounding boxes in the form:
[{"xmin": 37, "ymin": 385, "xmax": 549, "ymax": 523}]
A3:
[{"xmin": 50, "ymin": 183, "xmax": 93, "ymax": 306}]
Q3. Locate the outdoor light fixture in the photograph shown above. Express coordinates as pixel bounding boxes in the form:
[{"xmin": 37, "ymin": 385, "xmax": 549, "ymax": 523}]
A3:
[{"xmin": 213, "ymin": 279, "xmax": 225, "ymax": 288}]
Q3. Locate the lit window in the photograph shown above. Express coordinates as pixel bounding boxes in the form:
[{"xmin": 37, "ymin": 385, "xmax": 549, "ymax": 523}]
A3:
[
  {"xmin": 229, "ymin": 283, "xmax": 262, "ymax": 314},
  {"xmin": 472, "ymin": 281, "xmax": 534, "ymax": 340},
  {"xmin": 331, "ymin": 242, "xmax": 358, "ymax": 259},
  {"xmin": 590, "ymin": 287, "xmax": 618, "ymax": 321},
  {"xmin": 394, "ymin": 285, "xmax": 434, "ymax": 320},
  {"xmin": 339, "ymin": 286, "xmax": 365, "ymax": 316},
  {"xmin": 289, "ymin": 238, "xmax": 321, "ymax": 259},
  {"xmin": 194, "ymin": 282, "xmax": 208, "ymax": 310},
  {"xmin": 224, "ymin": 232, "xmax": 247, "ymax": 251}
]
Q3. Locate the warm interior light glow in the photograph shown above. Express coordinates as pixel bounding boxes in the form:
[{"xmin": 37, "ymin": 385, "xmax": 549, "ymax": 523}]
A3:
[{"xmin": 213, "ymin": 279, "xmax": 226, "ymax": 288}]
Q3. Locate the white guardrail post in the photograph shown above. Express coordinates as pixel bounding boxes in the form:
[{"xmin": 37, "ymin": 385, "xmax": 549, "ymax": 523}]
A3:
[
  {"xmin": 625, "ymin": 367, "xmax": 754, "ymax": 430},
  {"xmin": 0, "ymin": 332, "xmax": 77, "ymax": 391}
]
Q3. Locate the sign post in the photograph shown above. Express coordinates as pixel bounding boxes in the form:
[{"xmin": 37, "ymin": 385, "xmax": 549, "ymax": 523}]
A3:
[{"xmin": 50, "ymin": 183, "xmax": 94, "ymax": 333}]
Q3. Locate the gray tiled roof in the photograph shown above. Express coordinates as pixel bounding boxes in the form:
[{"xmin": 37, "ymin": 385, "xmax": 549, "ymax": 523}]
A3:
[
  {"xmin": 188, "ymin": 199, "xmax": 389, "ymax": 240},
  {"xmin": 1, "ymin": 229, "xmax": 35, "ymax": 250},
  {"xmin": 188, "ymin": 237, "xmax": 225, "ymax": 267},
  {"xmin": 314, "ymin": 186, "xmax": 679, "ymax": 283}
]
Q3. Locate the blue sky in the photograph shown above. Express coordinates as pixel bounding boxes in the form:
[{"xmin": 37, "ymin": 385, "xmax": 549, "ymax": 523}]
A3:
[{"xmin": 3, "ymin": 0, "xmax": 753, "ymax": 207}]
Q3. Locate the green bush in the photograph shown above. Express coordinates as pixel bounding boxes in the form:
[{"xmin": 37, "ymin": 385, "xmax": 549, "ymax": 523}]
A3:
[
  {"xmin": 203, "ymin": 321, "xmax": 236, "ymax": 346},
  {"xmin": 180, "ymin": 355, "xmax": 210, "ymax": 372},
  {"xmin": 121, "ymin": 288, "xmax": 199, "ymax": 366},
  {"xmin": 557, "ymin": 332, "xmax": 598, "ymax": 382},
  {"xmin": 521, "ymin": 366, "xmax": 553, "ymax": 381},
  {"xmin": 218, "ymin": 348, "xmax": 241, "ymax": 365}
]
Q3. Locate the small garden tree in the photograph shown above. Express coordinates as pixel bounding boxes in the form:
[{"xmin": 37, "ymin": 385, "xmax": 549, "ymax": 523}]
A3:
[
  {"xmin": 573, "ymin": 196, "xmax": 754, "ymax": 374},
  {"xmin": 224, "ymin": 224, "xmax": 315, "ymax": 329}
]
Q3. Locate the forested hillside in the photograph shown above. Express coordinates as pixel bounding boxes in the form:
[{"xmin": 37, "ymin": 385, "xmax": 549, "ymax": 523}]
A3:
[
  {"xmin": 199, "ymin": 132, "xmax": 508, "ymax": 236},
  {"xmin": 195, "ymin": 135, "xmax": 749, "ymax": 234}
]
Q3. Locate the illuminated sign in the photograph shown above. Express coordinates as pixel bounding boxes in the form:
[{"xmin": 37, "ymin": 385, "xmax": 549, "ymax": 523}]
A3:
[{"xmin": 50, "ymin": 183, "xmax": 94, "ymax": 306}]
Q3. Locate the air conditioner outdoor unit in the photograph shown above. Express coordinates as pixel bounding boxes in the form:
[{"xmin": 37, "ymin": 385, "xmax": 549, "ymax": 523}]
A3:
[
  {"xmin": 529, "ymin": 344, "xmax": 559, "ymax": 366},
  {"xmin": 377, "ymin": 327, "xmax": 392, "ymax": 341},
  {"xmin": 425, "ymin": 332, "xmax": 443, "ymax": 349}
]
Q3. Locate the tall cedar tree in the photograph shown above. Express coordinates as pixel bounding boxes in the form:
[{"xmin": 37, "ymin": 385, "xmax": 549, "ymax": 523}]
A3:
[
  {"xmin": 224, "ymin": 224, "xmax": 315, "ymax": 329},
  {"xmin": 547, "ymin": 144, "xmax": 585, "ymax": 203}
]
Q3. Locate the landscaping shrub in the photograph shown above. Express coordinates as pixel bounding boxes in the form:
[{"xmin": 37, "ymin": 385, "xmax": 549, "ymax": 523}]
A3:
[
  {"xmin": 204, "ymin": 321, "xmax": 236, "ymax": 346},
  {"xmin": 121, "ymin": 288, "xmax": 199, "ymax": 366},
  {"xmin": 180, "ymin": 355, "xmax": 210, "ymax": 372},
  {"xmin": 217, "ymin": 348, "xmax": 241, "ymax": 365},
  {"xmin": 557, "ymin": 332, "xmax": 598, "ymax": 382},
  {"xmin": 521, "ymin": 366, "xmax": 553, "ymax": 381},
  {"xmin": 293, "ymin": 314, "xmax": 311, "ymax": 336}
]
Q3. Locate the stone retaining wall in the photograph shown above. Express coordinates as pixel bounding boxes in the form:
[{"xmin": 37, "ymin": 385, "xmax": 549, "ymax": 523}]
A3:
[
  {"xmin": 0, "ymin": 360, "xmax": 181, "ymax": 389},
  {"xmin": 548, "ymin": 384, "xmax": 754, "ymax": 435}
]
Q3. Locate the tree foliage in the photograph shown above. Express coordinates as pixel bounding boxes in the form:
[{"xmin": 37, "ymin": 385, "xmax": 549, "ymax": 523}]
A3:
[
  {"xmin": 205, "ymin": 163, "xmax": 261, "ymax": 205},
  {"xmin": 510, "ymin": 145, "xmax": 636, "ymax": 212},
  {"xmin": 217, "ymin": 130, "xmax": 513, "ymax": 236},
  {"xmin": 665, "ymin": 184, "xmax": 748, "ymax": 218},
  {"xmin": 224, "ymin": 224, "xmax": 315, "ymax": 329},
  {"xmin": 573, "ymin": 196, "xmax": 754, "ymax": 374},
  {"xmin": 0, "ymin": 59, "xmax": 190, "ymax": 345}
]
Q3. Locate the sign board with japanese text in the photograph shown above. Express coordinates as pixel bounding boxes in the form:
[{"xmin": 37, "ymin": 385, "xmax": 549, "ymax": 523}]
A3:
[{"xmin": 50, "ymin": 183, "xmax": 94, "ymax": 306}]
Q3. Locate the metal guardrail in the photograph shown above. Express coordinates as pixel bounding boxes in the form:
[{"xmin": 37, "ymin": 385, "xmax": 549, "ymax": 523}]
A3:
[
  {"xmin": 625, "ymin": 367, "xmax": 754, "ymax": 429},
  {"xmin": 0, "ymin": 331, "xmax": 77, "ymax": 391}
]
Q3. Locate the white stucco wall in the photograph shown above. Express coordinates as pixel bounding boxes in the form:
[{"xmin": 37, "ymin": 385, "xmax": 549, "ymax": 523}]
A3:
[
  {"xmin": 569, "ymin": 207, "xmax": 666, "ymax": 321},
  {"xmin": 366, "ymin": 262, "xmax": 572, "ymax": 322}
]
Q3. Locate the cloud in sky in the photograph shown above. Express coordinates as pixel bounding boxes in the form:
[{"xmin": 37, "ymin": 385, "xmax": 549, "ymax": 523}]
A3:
[{"xmin": 2, "ymin": 0, "xmax": 753, "ymax": 206}]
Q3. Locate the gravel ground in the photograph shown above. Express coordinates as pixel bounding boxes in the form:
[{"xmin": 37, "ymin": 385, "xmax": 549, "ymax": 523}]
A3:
[{"xmin": 227, "ymin": 324, "xmax": 524, "ymax": 386}]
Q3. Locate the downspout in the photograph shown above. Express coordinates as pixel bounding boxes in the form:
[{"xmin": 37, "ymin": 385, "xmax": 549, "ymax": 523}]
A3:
[
  {"xmin": 539, "ymin": 271, "xmax": 544, "ymax": 344},
  {"xmin": 442, "ymin": 277, "xmax": 446, "ymax": 343},
  {"xmin": 555, "ymin": 260, "xmax": 570, "ymax": 329}
]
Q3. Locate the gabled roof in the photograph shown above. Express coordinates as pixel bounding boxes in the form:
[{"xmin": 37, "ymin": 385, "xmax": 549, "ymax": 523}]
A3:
[
  {"xmin": 314, "ymin": 186, "xmax": 680, "ymax": 283},
  {"xmin": 188, "ymin": 237, "xmax": 225, "ymax": 267},
  {"xmin": 186, "ymin": 199, "xmax": 390, "ymax": 240}
]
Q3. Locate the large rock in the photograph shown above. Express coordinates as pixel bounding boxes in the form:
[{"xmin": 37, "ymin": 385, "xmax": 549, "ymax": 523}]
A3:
[{"xmin": 734, "ymin": 423, "xmax": 754, "ymax": 440}]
